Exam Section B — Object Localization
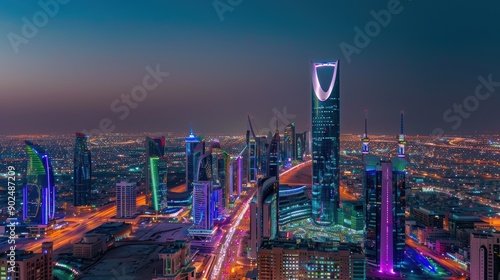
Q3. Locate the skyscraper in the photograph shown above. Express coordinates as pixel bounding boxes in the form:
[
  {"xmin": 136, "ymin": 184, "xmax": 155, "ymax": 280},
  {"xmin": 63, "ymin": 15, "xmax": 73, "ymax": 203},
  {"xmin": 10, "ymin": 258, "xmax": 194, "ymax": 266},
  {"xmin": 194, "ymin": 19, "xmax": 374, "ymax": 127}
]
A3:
[
  {"xmin": 311, "ymin": 60, "xmax": 340, "ymax": 226},
  {"xmin": 185, "ymin": 129, "xmax": 200, "ymax": 194},
  {"xmin": 23, "ymin": 141, "xmax": 56, "ymax": 225},
  {"xmin": 266, "ymin": 130, "xmax": 280, "ymax": 179},
  {"xmin": 361, "ymin": 115, "xmax": 370, "ymax": 159},
  {"xmin": 73, "ymin": 132, "xmax": 92, "ymax": 207},
  {"xmin": 295, "ymin": 131, "xmax": 307, "ymax": 161},
  {"xmin": 398, "ymin": 112, "xmax": 406, "ymax": 158},
  {"xmin": 145, "ymin": 136, "xmax": 168, "ymax": 213},
  {"xmin": 116, "ymin": 181, "xmax": 136, "ymax": 218},
  {"xmin": 364, "ymin": 157, "xmax": 406, "ymax": 273},
  {"xmin": 283, "ymin": 123, "xmax": 295, "ymax": 161}
]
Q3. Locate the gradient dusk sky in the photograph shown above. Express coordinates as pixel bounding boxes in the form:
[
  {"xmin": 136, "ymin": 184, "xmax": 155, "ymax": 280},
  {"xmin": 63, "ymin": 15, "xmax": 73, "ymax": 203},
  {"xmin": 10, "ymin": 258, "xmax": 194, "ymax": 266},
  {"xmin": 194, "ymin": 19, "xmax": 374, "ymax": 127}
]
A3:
[{"xmin": 1, "ymin": 1, "xmax": 499, "ymax": 135}]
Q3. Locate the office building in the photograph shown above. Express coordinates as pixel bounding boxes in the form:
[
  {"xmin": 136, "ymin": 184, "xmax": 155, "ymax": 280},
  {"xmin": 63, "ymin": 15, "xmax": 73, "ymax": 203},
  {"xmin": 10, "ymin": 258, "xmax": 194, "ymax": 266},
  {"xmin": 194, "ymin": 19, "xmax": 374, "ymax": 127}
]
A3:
[
  {"xmin": 0, "ymin": 242, "xmax": 53, "ymax": 280},
  {"xmin": 295, "ymin": 131, "xmax": 307, "ymax": 161},
  {"xmin": 190, "ymin": 181, "xmax": 222, "ymax": 237},
  {"xmin": 257, "ymin": 239, "xmax": 365, "ymax": 280},
  {"xmin": 145, "ymin": 136, "xmax": 168, "ymax": 213},
  {"xmin": 185, "ymin": 129, "xmax": 200, "ymax": 194},
  {"xmin": 340, "ymin": 201, "xmax": 364, "ymax": 231},
  {"xmin": 470, "ymin": 231, "xmax": 500, "ymax": 280},
  {"xmin": 249, "ymin": 176, "xmax": 279, "ymax": 259},
  {"xmin": 116, "ymin": 181, "xmax": 136, "ymax": 218},
  {"xmin": 153, "ymin": 241, "xmax": 195, "ymax": 280},
  {"xmin": 283, "ymin": 123, "xmax": 295, "ymax": 161},
  {"xmin": 311, "ymin": 60, "xmax": 340, "ymax": 226},
  {"xmin": 23, "ymin": 141, "xmax": 56, "ymax": 226},
  {"xmin": 277, "ymin": 185, "xmax": 311, "ymax": 227},
  {"xmin": 74, "ymin": 132, "xmax": 92, "ymax": 207},
  {"xmin": 73, "ymin": 233, "xmax": 108, "ymax": 259},
  {"xmin": 364, "ymin": 157, "xmax": 407, "ymax": 273}
]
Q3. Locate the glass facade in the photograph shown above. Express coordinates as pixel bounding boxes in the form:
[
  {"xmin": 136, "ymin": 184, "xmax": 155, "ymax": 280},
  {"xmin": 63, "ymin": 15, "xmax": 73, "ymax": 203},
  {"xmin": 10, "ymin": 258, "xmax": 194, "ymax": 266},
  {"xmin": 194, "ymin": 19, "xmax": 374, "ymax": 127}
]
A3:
[
  {"xmin": 364, "ymin": 157, "xmax": 406, "ymax": 272},
  {"xmin": 311, "ymin": 61, "xmax": 340, "ymax": 226},
  {"xmin": 23, "ymin": 141, "xmax": 56, "ymax": 225},
  {"xmin": 145, "ymin": 136, "xmax": 168, "ymax": 213},
  {"xmin": 73, "ymin": 132, "xmax": 92, "ymax": 206}
]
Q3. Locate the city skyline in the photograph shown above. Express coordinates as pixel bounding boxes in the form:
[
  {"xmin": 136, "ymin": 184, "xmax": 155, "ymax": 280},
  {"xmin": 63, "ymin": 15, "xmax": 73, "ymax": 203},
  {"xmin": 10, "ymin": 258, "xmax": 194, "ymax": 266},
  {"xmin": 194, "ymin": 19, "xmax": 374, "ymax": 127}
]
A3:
[{"xmin": 1, "ymin": 2, "xmax": 500, "ymax": 135}]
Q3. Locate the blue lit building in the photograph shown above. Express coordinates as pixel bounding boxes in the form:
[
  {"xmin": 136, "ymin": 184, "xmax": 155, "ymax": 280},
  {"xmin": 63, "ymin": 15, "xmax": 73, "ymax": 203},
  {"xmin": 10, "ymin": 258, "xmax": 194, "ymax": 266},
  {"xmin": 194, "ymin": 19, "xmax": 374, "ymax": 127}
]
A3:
[
  {"xmin": 278, "ymin": 185, "xmax": 311, "ymax": 226},
  {"xmin": 73, "ymin": 132, "xmax": 92, "ymax": 207},
  {"xmin": 311, "ymin": 60, "xmax": 340, "ymax": 226},
  {"xmin": 185, "ymin": 129, "xmax": 200, "ymax": 194},
  {"xmin": 23, "ymin": 141, "xmax": 56, "ymax": 225}
]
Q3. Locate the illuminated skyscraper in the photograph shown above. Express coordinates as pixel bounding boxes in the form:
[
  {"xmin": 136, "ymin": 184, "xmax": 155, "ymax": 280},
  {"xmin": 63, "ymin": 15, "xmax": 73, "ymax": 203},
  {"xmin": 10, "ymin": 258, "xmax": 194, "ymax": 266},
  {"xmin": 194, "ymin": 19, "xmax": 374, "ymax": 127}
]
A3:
[
  {"xmin": 311, "ymin": 60, "xmax": 340, "ymax": 226},
  {"xmin": 73, "ymin": 132, "xmax": 92, "ymax": 207},
  {"xmin": 145, "ymin": 136, "xmax": 168, "ymax": 213},
  {"xmin": 364, "ymin": 157, "xmax": 406, "ymax": 274},
  {"xmin": 398, "ymin": 112, "xmax": 406, "ymax": 158},
  {"xmin": 185, "ymin": 129, "xmax": 200, "ymax": 194},
  {"xmin": 23, "ymin": 141, "xmax": 56, "ymax": 225},
  {"xmin": 266, "ymin": 130, "xmax": 280, "ymax": 179},
  {"xmin": 295, "ymin": 131, "xmax": 307, "ymax": 161},
  {"xmin": 283, "ymin": 123, "xmax": 295, "ymax": 161},
  {"xmin": 362, "ymin": 114, "xmax": 370, "ymax": 158}
]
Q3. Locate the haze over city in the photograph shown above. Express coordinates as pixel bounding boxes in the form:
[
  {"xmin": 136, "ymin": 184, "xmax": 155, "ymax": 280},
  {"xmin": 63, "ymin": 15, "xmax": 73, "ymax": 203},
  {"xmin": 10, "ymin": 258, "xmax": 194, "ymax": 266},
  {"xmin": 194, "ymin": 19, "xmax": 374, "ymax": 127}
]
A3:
[{"xmin": 1, "ymin": 1, "xmax": 500, "ymax": 135}]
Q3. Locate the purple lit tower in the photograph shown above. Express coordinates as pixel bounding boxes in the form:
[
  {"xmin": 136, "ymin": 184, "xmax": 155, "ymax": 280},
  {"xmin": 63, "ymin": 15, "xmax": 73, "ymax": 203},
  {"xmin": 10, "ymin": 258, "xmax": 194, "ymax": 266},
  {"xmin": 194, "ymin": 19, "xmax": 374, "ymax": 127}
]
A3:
[
  {"xmin": 364, "ymin": 116, "xmax": 407, "ymax": 274},
  {"xmin": 23, "ymin": 141, "xmax": 56, "ymax": 225}
]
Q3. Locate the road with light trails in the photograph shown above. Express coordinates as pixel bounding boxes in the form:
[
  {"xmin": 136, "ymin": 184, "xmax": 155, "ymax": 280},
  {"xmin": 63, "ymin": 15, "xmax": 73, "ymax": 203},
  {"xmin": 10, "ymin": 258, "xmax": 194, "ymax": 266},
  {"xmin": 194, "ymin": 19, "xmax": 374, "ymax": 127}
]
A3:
[
  {"xmin": 19, "ymin": 195, "xmax": 146, "ymax": 253},
  {"xmin": 407, "ymin": 239, "xmax": 468, "ymax": 280},
  {"xmin": 209, "ymin": 161, "xmax": 312, "ymax": 280}
]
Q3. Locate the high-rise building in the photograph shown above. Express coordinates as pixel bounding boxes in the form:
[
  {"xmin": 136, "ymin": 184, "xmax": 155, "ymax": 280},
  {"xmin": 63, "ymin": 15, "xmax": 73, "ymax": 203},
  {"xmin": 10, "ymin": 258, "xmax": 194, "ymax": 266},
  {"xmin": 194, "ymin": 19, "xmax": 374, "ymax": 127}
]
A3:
[
  {"xmin": 0, "ymin": 241, "xmax": 53, "ymax": 280},
  {"xmin": 249, "ymin": 176, "xmax": 279, "ymax": 259},
  {"xmin": 295, "ymin": 131, "xmax": 307, "ymax": 161},
  {"xmin": 23, "ymin": 141, "xmax": 56, "ymax": 225},
  {"xmin": 364, "ymin": 157, "xmax": 406, "ymax": 273},
  {"xmin": 145, "ymin": 136, "xmax": 168, "ymax": 213},
  {"xmin": 190, "ymin": 181, "xmax": 221, "ymax": 236},
  {"xmin": 283, "ymin": 123, "xmax": 295, "ymax": 161},
  {"xmin": 116, "ymin": 181, "xmax": 136, "ymax": 218},
  {"xmin": 311, "ymin": 60, "xmax": 340, "ymax": 226},
  {"xmin": 361, "ymin": 115, "xmax": 370, "ymax": 158},
  {"xmin": 266, "ymin": 131, "xmax": 280, "ymax": 179},
  {"xmin": 185, "ymin": 129, "xmax": 200, "ymax": 194},
  {"xmin": 470, "ymin": 232, "xmax": 500, "ymax": 280},
  {"xmin": 74, "ymin": 132, "xmax": 92, "ymax": 207},
  {"xmin": 398, "ymin": 112, "xmax": 406, "ymax": 158},
  {"xmin": 470, "ymin": 231, "xmax": 500, "ymax": 280},
  {"xmin": 257, "ymin": 239, "xmax": 365, "ymax": 280}
]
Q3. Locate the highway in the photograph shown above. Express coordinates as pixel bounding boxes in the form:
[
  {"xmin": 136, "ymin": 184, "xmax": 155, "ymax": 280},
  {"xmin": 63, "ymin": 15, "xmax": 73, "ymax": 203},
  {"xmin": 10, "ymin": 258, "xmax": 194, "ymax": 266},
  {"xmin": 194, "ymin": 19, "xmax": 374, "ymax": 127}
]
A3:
[
  {"xmin": 210, "ymin": 161, "xmax": 311, "ymax": 279},
  {"xmin": 407, "ymin": 239, "xmax": 468, "ymax": 280},
  {"xmin": 20, "ymin": 195, "xmax": 146, "ymax": 253}
]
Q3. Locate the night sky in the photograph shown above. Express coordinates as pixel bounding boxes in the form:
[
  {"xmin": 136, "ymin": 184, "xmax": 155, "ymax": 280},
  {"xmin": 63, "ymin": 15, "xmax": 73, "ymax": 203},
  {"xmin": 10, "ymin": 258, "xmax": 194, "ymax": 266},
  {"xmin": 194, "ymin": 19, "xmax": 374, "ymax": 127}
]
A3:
[{"xmin": 1, "ymin": 1, "xmax": 499, "ymax": 136}]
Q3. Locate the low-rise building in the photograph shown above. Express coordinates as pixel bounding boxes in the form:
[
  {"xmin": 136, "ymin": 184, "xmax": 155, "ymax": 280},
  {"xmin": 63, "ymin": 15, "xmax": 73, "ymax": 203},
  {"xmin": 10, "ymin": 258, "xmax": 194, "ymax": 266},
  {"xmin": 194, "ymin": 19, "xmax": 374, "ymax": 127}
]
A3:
[
  {"xmin": 0, "ymin": 242, "xmax": 53, "ymax": 280},
  {"xmin": 73, "ymin": 233, "xmax": 108, "ymax": 259}
]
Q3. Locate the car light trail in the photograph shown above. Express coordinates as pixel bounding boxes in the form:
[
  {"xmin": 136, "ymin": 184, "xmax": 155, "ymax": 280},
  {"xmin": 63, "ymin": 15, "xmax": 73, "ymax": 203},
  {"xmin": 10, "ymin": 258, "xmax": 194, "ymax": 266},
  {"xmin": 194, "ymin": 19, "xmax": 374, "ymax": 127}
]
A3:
[{"xmin": 210, "ymin": 161, "xmax": 311, "ymax": 279}]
